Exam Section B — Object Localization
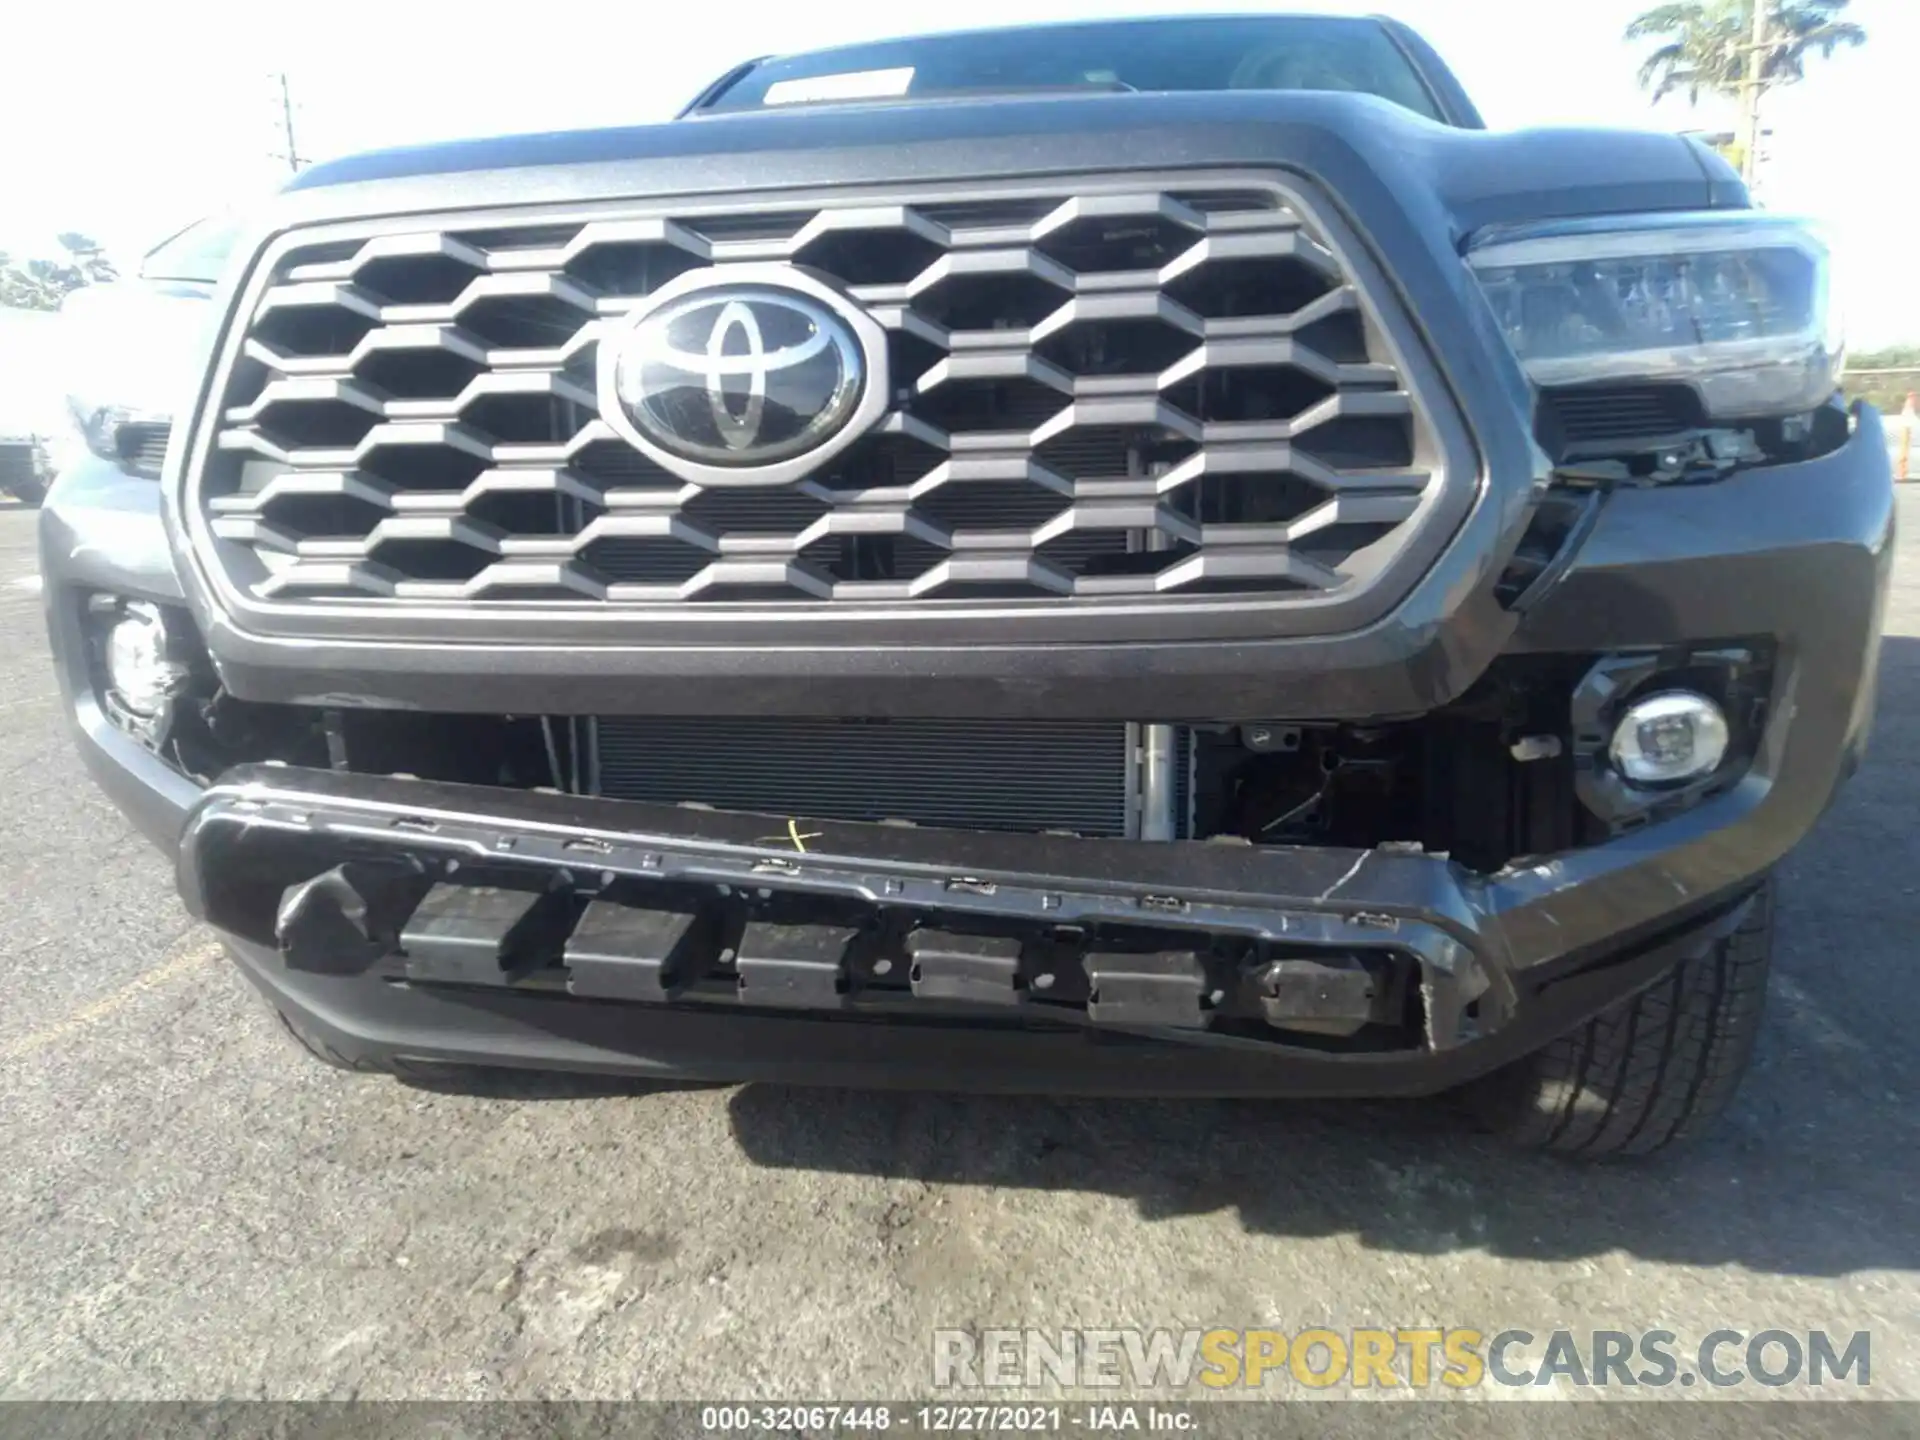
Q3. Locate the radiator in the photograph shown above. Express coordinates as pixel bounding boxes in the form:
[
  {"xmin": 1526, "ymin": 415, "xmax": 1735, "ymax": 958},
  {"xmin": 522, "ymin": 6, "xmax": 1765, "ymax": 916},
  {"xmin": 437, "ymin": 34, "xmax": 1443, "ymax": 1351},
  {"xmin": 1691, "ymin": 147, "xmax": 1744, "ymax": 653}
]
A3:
[{"xmin": 592, "ymin": 717, "xmax": 1134, "ymax": 838}]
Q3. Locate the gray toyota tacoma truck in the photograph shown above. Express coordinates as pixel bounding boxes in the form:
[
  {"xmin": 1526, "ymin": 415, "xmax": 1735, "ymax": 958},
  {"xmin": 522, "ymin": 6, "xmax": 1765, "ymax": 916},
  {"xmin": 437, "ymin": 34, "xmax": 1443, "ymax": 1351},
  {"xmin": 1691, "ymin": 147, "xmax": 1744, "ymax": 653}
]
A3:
[{"xmin": 40, "ymin": 15, "xmax": 1893, "ymax": 1154}]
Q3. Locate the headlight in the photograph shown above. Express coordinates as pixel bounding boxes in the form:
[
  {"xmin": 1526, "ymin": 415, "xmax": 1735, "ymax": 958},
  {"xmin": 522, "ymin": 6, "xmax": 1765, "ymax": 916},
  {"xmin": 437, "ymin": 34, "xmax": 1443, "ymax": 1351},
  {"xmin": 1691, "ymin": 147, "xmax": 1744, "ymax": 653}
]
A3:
[
  {"xmin": 66, "ymin": 401, "xmax": 174, "ymax": 478},
  {"xmin": 57, "ymin": 281, "xmax": 211, "ymax": 479},
  {"xmin": 1467, "ymin": 212, "xmax": 1840, "ymax": 422}
]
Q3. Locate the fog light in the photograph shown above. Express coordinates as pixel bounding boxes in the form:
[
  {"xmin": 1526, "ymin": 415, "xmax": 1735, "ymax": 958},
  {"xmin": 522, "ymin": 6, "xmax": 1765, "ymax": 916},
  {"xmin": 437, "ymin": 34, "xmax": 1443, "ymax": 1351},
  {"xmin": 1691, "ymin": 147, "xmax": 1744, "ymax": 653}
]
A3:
[
  {"xmin": 1609, "ymin": 690, "xmax": 1729, "ymax": 787},
  {"xmin": 103, "ymin": 602, "xmax": 188, "ymax": 717}
]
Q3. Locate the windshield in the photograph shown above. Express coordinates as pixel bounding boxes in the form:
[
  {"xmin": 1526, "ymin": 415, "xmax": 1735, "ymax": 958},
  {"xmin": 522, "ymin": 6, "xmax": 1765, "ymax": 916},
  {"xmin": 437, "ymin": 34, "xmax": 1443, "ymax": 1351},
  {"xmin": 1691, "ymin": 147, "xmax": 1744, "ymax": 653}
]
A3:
[
  {"xmin": 141, "ymin": 215, "xmax": 240, "ymax": 284},
  {"xmin": 701, "ymin": 16, "xmax": 1443, "ymax": 120}
]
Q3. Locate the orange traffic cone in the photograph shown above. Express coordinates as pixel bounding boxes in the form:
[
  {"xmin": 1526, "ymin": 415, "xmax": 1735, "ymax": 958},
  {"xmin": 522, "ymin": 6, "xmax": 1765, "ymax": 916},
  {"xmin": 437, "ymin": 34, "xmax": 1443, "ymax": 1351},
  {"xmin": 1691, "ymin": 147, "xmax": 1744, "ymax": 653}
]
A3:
[{"xmin": 1901, "ymin": 393, "xmax": 1915, "ymax": 483}]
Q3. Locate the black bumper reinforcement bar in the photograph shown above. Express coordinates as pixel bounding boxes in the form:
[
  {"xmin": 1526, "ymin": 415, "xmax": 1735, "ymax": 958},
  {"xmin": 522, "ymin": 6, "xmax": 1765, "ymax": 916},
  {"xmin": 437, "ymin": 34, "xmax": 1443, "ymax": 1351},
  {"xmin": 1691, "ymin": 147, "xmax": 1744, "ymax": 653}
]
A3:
[{"xmin": 180, "ymin": 765, "xmax": 1759, "ymax": 1066}]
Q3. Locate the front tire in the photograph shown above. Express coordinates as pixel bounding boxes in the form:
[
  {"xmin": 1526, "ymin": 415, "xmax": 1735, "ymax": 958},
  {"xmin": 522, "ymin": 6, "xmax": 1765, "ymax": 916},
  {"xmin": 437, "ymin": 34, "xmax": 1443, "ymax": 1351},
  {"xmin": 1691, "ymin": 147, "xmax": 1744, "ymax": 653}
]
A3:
[
  {"xmin": 4, "ymin": 480, "xmax": 47, "ymax": 506},
  {"xmin": 271, "ymin": 1004, "xmax": 463, "ymax": 1085},
  {"xmin": 1471, "ymin": 880, "xmax": 1773, "ymax": 1157},
  {"xmin": 273, "ymin": 1005, "xmax": 392, "ymax": 1073}
]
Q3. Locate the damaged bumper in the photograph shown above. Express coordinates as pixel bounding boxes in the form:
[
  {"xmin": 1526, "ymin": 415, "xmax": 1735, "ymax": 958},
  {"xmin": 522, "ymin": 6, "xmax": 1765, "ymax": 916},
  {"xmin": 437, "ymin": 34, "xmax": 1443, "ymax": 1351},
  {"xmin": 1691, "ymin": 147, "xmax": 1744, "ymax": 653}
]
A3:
[
  {"xmin": 179, "ymin": 765, "xmax": 1760, "ymax": 1096},
  {"xmin": 44, "ymin": 388, "xmax": 1893, "ymax": 1095}
]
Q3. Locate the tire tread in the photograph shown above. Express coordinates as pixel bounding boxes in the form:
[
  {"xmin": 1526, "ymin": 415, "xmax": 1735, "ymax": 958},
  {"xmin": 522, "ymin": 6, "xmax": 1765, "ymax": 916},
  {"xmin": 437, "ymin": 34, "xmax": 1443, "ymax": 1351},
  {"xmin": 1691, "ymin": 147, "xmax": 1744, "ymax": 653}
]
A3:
[
  {"xmin": 272, "ymin": 1005, "xmax": 458, "ymax": 1082},
  {"xmin": 1477, "ymin": 881, "xmax": 1773, "ymax": 1157}
]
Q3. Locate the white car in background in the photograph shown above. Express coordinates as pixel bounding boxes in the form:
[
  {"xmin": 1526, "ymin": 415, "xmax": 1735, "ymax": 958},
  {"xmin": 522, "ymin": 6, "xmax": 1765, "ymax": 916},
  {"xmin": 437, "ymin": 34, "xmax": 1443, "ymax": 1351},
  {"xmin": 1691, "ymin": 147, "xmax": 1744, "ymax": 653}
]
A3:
[{"xmin": 0, "ymin": 306, "xmax": 65, "ymax": 504}]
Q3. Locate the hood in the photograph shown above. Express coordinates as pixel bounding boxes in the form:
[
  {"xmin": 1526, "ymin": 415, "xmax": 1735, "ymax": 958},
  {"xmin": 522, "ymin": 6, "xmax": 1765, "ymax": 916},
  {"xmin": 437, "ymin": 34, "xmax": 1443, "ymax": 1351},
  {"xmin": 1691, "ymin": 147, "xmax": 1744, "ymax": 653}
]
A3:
[
  {"xmin": 58, "ymin": 279, "xmax": 218, "ymax": 428},
  {"xmin": 278, "ymin": 90, "xmax": 1740, "ymax": 242}
]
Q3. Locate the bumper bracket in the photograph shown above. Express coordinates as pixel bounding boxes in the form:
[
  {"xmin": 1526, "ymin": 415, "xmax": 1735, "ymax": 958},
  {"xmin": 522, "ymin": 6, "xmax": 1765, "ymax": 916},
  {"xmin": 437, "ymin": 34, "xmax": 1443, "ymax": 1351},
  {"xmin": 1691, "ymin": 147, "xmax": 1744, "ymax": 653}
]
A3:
[
  {"xmin": 907, "ymin": 930, "xmax": 1024, "ymax": 1007},
  {"xmin": 1086, "ymin": 948, "xmax": 1210, "ymax": 1029},
  {"xmin": 180, "ymin": 764, "xmax": 1774, "ymax": 1081},
  {"xmin": 399, "ymin": 884, "xmax": 571, "ymax": 987},
  {"xmin": 737, "ymin": 922, "xmax": 857, "ymax": 1009},
  {"xmin": 564, "ymin": 901, "xmax": 717, "ymax": 1002}
]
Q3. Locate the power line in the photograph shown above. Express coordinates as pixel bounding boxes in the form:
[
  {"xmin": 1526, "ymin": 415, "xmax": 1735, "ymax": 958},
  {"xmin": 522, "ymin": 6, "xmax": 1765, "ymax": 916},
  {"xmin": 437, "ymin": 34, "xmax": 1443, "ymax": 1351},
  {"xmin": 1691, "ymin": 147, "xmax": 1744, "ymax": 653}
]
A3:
[
  {"xmin": 1737, "ymin": 1, "xmax": 1771, "ymax": 187},
  {"xmin": 271, "ymin": 72, "xmax": 306, "ymax": 173}
]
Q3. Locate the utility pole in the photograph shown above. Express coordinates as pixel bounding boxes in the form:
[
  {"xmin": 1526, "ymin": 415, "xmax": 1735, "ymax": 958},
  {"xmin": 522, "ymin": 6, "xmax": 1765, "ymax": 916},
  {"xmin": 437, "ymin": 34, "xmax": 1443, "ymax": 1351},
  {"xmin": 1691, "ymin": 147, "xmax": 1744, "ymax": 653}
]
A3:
[
  {"xmin": 273, "ymin": 72, "xmax": 306, "ymax": 173},
  {"xmin": 1738, "ymin": 0, "xmax": 1771, "ymax": 185}
]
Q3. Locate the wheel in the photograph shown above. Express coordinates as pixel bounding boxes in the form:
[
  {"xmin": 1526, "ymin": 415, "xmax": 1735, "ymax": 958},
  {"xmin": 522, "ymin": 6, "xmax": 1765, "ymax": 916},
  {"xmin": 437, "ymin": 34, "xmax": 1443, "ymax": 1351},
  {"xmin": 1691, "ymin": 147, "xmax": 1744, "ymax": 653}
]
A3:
[
  {"xmin": 4, "ymin": 480, "xmax": 47, "ymax": 506},
  {"xmin": 1469, "ymin": 880, "xmax": 1773, "ymax": 1157},
  {"xmin": 271, "ymin": 1004, "xmax": 462, "ymax": 1084},
  {"xmin": 273, "ymin": 1004, "xmax": 392, "ymax": 1073}
]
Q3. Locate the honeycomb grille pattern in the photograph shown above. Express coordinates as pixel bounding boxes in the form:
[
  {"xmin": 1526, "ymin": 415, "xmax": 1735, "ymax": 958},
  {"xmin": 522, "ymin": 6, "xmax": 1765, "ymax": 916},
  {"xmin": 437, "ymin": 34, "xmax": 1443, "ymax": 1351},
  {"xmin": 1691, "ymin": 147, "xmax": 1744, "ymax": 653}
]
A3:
[{"xmin": 195, "ymin": 180, "xmax": 1440, "ymax": 606}]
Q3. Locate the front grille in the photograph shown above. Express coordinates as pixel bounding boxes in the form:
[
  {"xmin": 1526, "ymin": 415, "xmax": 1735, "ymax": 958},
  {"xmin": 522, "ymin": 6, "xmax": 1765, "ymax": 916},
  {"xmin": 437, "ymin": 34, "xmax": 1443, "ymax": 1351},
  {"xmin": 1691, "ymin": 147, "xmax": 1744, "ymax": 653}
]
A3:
[
  {"xmin": 594, "ymin": 718, "xmax": 1130, "ymax": 836},
  {"xmin": 193, "ymin": 174, "xmax": 1446, "ymax": 612}
]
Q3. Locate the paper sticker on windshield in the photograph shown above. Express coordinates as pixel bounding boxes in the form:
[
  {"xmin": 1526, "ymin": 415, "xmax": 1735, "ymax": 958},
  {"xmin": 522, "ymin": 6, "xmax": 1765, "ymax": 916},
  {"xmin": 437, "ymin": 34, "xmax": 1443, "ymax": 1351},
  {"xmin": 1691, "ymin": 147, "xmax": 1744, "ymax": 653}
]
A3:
[{"xmin": 764, "ymin": 68, "xmax": 915, "ymax": 106}]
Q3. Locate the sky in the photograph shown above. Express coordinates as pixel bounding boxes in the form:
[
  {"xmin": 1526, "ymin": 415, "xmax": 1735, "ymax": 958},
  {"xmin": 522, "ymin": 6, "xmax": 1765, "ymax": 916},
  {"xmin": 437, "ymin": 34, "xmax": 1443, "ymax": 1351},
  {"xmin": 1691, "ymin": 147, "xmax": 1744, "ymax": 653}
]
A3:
[{"xmin": 1, "ymin": 0, "xmax": 1913, "ymax": 346}]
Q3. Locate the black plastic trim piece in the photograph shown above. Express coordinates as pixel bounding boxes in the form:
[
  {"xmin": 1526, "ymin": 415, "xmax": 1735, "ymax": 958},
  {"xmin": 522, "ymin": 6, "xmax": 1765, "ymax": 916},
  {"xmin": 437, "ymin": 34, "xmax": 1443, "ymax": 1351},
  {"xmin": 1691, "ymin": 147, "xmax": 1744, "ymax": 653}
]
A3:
[{"xmin": 210, "ymin": 892, "xmax": 1757, "ymax": 1097}]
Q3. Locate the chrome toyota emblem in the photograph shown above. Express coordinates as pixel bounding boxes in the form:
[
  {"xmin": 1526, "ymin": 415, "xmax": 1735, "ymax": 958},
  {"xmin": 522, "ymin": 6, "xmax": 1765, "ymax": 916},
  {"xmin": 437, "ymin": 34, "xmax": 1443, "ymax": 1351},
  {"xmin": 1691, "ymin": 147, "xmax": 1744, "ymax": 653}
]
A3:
[{"xmin": 598, "ymin": 264, "xmax": 890, "ymax": 488}]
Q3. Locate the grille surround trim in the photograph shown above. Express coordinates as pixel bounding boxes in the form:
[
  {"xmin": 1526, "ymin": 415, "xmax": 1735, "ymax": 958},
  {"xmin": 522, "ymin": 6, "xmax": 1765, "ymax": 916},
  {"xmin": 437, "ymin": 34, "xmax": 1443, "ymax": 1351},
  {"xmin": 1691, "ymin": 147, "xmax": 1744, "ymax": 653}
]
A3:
[{"xmin": 175, "ymin": 168, "xmax": 1482, "ymax": 648}]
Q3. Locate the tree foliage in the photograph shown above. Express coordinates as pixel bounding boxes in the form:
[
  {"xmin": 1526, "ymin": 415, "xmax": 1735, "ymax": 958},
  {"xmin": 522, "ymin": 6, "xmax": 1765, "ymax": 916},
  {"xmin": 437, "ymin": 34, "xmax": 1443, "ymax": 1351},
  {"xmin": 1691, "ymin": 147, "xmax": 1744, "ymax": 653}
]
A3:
[
  {"xmin": 0, "ymin": 233, "xmax": 119, "ymax": 312},
  {"xmin": 1854, "ymin": 346, "xmax": 1920, "ymax": 371},
  {"xmin": 1843, "ymin": 347, "xmax": 1920, "ymax": 414},
  {"xmin": 1626, "ymin": 0, "xmax": 1867, "ymax": 105}
]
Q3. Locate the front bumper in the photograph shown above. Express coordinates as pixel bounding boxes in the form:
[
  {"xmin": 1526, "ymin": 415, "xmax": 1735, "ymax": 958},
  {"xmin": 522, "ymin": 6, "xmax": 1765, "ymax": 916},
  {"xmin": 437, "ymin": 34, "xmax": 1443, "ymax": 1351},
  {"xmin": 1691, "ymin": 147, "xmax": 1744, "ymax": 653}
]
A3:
[
  {"xmin": 180, "ymin": 764, "xmax": 1762, "ymax": 1096},
  {"xmin": 38, "ymin": 453, "xmax": 203, "ymax": 853},
  {"xmin": 44, "ymin": 414, "xmax": 1895, "ymax": 1094}
]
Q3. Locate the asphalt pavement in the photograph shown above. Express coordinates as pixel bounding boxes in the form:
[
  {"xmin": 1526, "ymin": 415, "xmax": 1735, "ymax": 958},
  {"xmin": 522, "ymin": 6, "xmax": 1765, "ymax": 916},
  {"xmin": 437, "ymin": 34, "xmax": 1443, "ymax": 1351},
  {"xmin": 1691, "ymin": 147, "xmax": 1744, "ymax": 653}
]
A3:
[{"xmin": 2, "ymin": 493, "xmax": 1918, "ymax": 1410}]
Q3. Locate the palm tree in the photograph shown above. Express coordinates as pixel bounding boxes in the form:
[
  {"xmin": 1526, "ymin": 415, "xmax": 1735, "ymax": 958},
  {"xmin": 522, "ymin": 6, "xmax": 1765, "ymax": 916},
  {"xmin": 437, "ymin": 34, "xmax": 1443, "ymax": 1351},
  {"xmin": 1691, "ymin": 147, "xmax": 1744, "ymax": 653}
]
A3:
[
  {"xmin": 0, "ymin": 235, "xmax": 119, "ymax": 312},
  {"xmin": 1629, "ymin": 0, "xmax": 1867, "ymax": 102},
  {"xmin": 1626, "ymin": 0, "xmax": 1867, "ymax": 178}
]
